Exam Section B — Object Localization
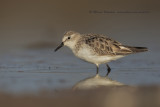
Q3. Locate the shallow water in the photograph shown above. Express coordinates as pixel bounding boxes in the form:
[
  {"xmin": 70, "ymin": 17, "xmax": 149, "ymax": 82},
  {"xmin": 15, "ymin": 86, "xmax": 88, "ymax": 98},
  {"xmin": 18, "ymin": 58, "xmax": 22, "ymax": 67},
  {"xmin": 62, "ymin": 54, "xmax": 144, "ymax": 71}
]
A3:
[{"xmin": 0, "ymin": 48, "xmax": 159, "ymax": 94}]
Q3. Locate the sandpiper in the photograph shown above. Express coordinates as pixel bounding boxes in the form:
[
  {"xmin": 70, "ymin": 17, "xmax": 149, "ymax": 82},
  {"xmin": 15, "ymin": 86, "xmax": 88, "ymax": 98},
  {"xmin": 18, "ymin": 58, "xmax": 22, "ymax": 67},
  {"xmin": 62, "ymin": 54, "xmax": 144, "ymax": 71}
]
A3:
[{"xmin": 55, "ymin": 31, "xmax": 148, "ymax": 76}]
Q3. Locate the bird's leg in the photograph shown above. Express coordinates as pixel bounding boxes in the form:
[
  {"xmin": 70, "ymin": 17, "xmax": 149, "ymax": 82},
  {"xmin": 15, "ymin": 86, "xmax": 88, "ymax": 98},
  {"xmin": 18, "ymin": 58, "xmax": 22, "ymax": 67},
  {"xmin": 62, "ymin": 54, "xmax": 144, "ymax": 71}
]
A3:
[
  {"xmin": 96, "ymin": 65, "xmax": 99, "ymax": 74},
  {"xmin": 106, "ymin": 64, "xmax": 111, "ymax": 76}
]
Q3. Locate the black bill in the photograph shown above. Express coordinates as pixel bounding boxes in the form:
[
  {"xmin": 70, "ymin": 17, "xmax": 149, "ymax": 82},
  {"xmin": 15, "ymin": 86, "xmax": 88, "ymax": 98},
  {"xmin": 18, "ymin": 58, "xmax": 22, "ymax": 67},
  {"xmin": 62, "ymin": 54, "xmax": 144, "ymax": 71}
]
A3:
[{"xmin": 54, "ymin": 42, "xmax": 64, "ymax": 52}]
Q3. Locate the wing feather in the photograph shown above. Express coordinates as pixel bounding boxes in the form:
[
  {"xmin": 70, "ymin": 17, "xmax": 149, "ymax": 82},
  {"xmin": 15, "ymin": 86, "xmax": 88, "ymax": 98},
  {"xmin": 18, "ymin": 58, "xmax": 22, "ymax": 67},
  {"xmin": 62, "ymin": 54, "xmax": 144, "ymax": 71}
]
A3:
[
  {"xmin": 81, "ymin": 33, "xmax": 136, "ymax": 56},
  {"xmin": 82, "ymin": 34, "xmax": 122, "ymax": 55}
]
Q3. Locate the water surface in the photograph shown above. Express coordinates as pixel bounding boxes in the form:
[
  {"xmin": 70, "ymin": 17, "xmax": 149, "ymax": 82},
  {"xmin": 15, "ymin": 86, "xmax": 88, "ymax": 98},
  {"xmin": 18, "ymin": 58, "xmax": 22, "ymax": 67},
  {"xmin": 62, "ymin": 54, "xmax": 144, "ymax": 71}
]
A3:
[{"xmin": 0, "ymin": 48, "xmax": 159, "ymax": 94}]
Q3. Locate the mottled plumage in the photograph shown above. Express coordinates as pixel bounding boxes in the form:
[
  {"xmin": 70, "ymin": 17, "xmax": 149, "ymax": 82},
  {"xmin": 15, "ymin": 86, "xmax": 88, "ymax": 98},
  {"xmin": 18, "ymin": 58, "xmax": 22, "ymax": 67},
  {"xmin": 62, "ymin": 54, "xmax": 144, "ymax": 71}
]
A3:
[{"xmin": 55, "ymin": 31, "xmax": 148, "ymax": 76}]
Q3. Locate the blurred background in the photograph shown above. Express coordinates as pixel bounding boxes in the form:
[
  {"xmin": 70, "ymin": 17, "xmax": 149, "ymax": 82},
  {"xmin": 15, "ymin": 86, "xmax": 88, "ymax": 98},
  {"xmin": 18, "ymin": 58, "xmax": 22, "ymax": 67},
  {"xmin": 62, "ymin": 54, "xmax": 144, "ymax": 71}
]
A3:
[
  {"xmin": 0, "ymin": 0, "xmax": 159, "ymax": 53},
  {"xmin": 0, "ymin": 0, "xmax": 160, "ymax": 107},
  {"xmin": 0, "ymin": 0, "xmax": 160, "ymax": 92}
]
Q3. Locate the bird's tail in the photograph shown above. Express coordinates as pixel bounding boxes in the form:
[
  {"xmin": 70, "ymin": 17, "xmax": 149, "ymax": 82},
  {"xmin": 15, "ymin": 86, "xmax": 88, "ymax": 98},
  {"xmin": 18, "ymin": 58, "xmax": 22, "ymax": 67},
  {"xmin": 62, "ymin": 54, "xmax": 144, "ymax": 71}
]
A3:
[{"xmin": 124, "ymin": 46, "xmax": 148, "ymax": 53}]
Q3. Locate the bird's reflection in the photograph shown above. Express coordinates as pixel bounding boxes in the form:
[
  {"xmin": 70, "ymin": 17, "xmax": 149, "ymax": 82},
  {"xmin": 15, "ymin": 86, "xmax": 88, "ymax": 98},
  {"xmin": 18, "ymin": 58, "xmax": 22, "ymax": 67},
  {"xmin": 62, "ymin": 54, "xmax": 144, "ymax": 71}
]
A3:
[{"xmin": 73, "ymin": 74, "xmax": 124, "ymax": 90}]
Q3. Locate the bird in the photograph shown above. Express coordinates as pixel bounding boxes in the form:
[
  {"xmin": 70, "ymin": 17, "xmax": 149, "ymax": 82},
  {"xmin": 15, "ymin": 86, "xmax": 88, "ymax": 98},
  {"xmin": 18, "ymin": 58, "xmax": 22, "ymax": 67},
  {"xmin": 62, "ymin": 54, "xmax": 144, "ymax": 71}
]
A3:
[{"xmin": 54, "ymin": 31, "xmax": 148, "ymax": 76}]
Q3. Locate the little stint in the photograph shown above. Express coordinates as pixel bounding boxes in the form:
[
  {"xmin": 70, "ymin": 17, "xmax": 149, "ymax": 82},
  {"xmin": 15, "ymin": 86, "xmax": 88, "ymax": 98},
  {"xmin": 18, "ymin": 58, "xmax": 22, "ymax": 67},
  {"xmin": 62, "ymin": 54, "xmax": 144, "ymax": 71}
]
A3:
[{"xmin": 55, "ymin": 31, "xmax": 148, "ymax": 76}]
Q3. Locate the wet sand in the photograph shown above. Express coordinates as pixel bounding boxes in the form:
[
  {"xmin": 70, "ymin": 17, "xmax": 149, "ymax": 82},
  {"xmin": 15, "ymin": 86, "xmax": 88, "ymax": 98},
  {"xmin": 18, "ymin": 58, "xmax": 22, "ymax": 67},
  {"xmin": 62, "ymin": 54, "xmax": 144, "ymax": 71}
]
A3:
[
  {"xmin": 0, "ymin": 49, "xmax": 159, "ymax": 93},
  {"xmin": 0, "ymin": 86, "xmax": 160, "ymax": 107},
  {"xmin": 0, "ymin": 46, "xmax": 159, "ymax": 107},
  {"xmin": 0, "ymin": 48, "xmax": 159, "ymax": 107},
  {"xmin": 0, "ymin": 48, "xmax": 160, "ymax": 93}
]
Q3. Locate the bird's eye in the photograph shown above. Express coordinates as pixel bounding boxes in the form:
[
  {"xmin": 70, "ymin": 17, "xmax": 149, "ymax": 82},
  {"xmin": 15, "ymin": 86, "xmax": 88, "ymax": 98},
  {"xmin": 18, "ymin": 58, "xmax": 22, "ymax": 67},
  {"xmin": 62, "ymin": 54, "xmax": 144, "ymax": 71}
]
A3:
[{"xmin": 68, "ymin": 37, "xmax": 71, "ymax": 39}]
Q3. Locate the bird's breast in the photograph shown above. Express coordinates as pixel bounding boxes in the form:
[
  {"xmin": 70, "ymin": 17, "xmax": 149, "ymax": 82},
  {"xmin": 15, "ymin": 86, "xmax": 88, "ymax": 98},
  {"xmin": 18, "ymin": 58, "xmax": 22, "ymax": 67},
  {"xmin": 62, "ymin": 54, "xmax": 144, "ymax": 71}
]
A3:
[{"xmin": 73, "ymin": 46, "xmax": 123, "ymax": 65}]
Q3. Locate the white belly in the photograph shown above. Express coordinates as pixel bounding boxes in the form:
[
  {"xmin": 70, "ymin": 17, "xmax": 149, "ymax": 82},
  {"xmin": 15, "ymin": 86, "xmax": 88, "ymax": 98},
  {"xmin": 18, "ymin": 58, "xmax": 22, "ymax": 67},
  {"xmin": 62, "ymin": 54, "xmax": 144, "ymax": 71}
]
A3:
[{"xmin": 73, "ymin": 47, "xmax": 124, "ymax": 65}]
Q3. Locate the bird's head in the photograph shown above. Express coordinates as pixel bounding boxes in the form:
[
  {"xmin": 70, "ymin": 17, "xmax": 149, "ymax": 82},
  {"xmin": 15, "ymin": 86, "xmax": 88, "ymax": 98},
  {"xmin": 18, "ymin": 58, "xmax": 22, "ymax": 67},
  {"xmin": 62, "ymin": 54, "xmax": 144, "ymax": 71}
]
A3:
[{"xmin": 54, "ymin": 31, "xmax": 81, "ymax": 52}]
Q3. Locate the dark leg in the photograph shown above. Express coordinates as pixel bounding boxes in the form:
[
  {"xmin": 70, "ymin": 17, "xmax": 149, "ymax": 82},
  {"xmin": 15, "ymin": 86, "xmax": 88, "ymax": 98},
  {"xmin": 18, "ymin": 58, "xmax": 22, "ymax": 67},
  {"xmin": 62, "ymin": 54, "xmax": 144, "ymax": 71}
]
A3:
[
  {"xmin": 106, "ymin": 64, "xmax": 111, "ymax": 76},
  {"xmin": 96, "ymin": 65, "xmax": 99, "ymax": 74}
]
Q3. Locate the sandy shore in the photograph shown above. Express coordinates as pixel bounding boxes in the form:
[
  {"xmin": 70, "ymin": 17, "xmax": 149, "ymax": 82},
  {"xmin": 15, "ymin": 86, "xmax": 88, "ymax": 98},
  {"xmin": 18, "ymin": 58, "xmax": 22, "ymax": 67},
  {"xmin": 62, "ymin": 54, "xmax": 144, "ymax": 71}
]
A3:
[{"xmin": 0, "ymin": 86, "xmax": 160, "ymax": 107}]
